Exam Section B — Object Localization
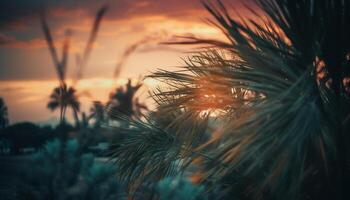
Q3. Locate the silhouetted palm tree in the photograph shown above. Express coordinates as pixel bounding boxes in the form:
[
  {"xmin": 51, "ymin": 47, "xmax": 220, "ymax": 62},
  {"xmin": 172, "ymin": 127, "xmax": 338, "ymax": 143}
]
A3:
[
  {"xmin": 0, "ymin": 98, "xmax": 9, "ymax": 129},
  {"xmin": 107, "ymin": 79, "xmax": 147, "ymax": 119},
  {"xmin": 89, "ymin": 101, "xmax": 106, "ymax": 128},
  {"xmin": 48, "ymin": 84, "xmax": 80, "ymax": 126},
  {"xmin": 41, "ymin": 6, "xmax": 107, "ymax": 128},
  {"xmin": 80, "ymin": 112, "xmax": 90, "ymax": 129}
]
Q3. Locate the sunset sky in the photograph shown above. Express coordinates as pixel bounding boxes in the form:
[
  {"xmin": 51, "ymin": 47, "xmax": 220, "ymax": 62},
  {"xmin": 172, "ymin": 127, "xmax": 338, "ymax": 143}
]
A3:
[{"xmin": 0, "ymin": 0, "xmax": 252, "ymax": 124}]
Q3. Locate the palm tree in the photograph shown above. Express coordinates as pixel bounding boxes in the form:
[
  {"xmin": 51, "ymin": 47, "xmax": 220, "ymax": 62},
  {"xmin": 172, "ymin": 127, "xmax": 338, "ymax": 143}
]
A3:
[
  {"xmin": 0, "ymin": 98, "xmax": 9, "ymax": 129},
  {"xmin": 107, "ymin": 79, "xmax": 147, "ymax": 119},
  {"xmin": 89, "ymin": 101, "xmax": 106, "ymax": 128},
  {"xmin": 48, "ymin": 84, "xmax": 80, "ymax": 126},
  {"xmin": 110, "ymin": 0, "xmax": 350, "ymax": 199},
  {"xmin": 41, "ymin": 6, "xmax": 107, "ymax": 128}
]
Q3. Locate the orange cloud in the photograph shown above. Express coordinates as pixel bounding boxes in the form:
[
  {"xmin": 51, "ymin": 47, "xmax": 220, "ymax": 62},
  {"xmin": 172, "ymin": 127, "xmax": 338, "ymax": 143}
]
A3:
[{"xmin": 0, "ymin": 37, "xmax": 46, "ymax": 49}]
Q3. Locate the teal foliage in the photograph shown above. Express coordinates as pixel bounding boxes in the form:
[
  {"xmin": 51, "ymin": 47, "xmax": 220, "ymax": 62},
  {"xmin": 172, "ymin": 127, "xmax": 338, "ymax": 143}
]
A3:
[
  {"xmin": 17, "ymin": 139, "xmax": 124, "ymax": 200},
  {"xmin": 157, "ymin": 176, "xmax": 206, "ymax": 200}
]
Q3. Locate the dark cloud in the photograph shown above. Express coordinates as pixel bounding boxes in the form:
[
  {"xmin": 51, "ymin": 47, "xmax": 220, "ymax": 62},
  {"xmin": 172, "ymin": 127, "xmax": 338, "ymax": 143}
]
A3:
[
  {"xmin": 0, "ymin": 0, "xmax": 42, "ymax": 29},
  {"xmin": 0, "ymin": 0, "xmax": 255, "ymax": 81},
  {"xmin": 0, "ymin": 33, "xmax": 46, "ymax": 49},
  {"xmin": 0, "ymin": 0, "xmax": 105, "ymax": 30},
  {"xmin": 0, "ymin": 0, "xmax": 255, "ymax": 34},
  {"xmin": 0, "ymin": 0, "xmax": 211, "ymax": 29}
]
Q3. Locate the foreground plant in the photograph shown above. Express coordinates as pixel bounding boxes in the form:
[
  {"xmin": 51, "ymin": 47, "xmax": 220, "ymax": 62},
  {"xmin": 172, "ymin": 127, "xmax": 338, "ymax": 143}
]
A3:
[{"xmin": 110, "ymin": 0, "xmax": 350, "ymax": 199}]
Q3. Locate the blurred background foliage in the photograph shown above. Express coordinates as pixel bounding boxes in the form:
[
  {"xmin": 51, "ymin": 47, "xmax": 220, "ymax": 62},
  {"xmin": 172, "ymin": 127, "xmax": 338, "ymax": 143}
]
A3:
[{"xmin": 1, "ymin": 0, "xmax": 350, "ymax": 199}]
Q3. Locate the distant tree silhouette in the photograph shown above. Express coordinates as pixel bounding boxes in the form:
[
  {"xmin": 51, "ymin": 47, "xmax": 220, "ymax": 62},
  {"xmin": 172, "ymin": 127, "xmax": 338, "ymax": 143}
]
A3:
[
  {"xmin": 80, "ymin": 112, "xmax": 90, "ymax": 129},
  {"xmin": 0, "ymin": 122, "xmax": 54, "ymax": 154},
  {"xmin": 0, "ymin": 98, "xmax": 9, "ymax": 129},
  {"xmin": 53, "ymin": 122, "xmax": 74, "ymax": 142},
  {"xmin": 48, "ymin": 84, "xmax": 80, "ymax": 126},
  {"xmin": 89, "ymin": 101, "xmax": 106, "ymax": 128},
  {"xmin": 40, "ymin": 6, "xmax": 107, "ymax": 128},
  {"xmin": 107, "ymin": 79, "xmax": 147, "ymax": 119}
]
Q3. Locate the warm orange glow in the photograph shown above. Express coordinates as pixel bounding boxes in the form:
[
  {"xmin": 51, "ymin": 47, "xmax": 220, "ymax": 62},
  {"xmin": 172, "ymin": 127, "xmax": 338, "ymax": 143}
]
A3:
[{"xmin": 0, "ymin": 0, "xmax": 258, "ymax": 123}]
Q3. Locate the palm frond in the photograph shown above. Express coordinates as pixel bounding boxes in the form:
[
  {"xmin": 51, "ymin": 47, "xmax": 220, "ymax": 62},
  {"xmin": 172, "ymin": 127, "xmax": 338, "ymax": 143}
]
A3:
[
  {"xmin": 75, "ymin": 6, "xmax": 108, "ymax": 83},
  {"xmin": 109, "ymin": 0, "xmax": 350, "ymax": 199},
  {"xmin": 157, "ymin": 0, "xmax": 348, "ymax": 199},
  {"xmin": 149, "ymin": 50, "xmax": 259, "ymax": 116},
  {"xmin": 108, "ymin": 109, "xmax": 210, "ymax": 192},
  {"xmin": 108, "ymin": 114, "xmax": 182, "ymax": 191},
  {"xmin": 40, "ymin": 11, "xmax": 60, "ymax": 81}
]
